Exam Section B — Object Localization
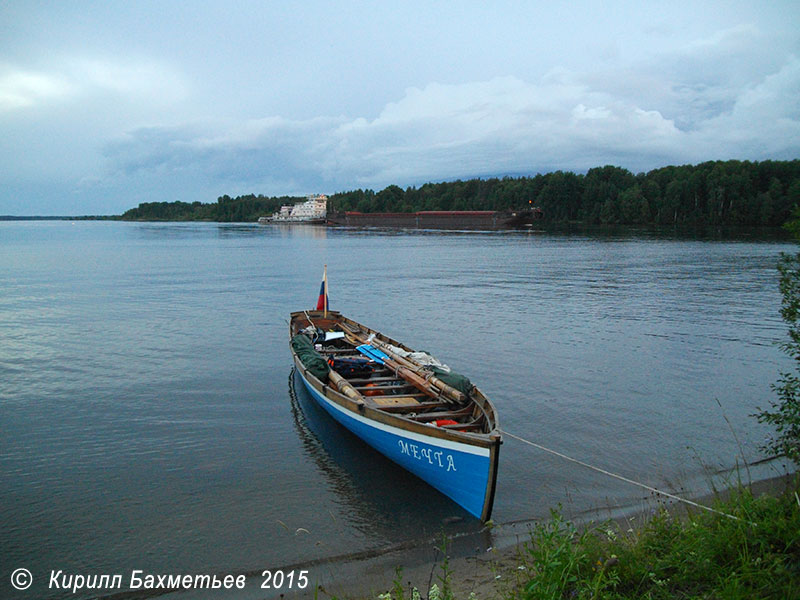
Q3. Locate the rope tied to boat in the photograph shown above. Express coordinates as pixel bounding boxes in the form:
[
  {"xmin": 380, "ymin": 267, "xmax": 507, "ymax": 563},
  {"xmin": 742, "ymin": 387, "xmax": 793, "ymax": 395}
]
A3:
[{"xmin": 498, "ymin": 428, "xmax": 754, "ymax": 525}]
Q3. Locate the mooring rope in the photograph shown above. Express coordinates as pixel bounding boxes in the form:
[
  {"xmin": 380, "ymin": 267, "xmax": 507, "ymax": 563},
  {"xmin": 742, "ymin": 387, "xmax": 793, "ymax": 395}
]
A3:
[{"xmin": 499, "ymin": 428, "xmax": 751, "ymax": 524}]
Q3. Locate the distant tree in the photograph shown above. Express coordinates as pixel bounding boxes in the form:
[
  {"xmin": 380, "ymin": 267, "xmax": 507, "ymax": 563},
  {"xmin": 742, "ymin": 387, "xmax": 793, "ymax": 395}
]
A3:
[
  {"xmin": 757, "ymin": 192, "xmax": 775, "ymax": 227},
  {"xmin": 618, "ymin": 185, "xmax": 645, "ymax": 224},
  {"xmin": 375, "ymin": 185, "xmax": 405, "ymax": 211},
  {"xmin": 536, "ymin": 171, "xmax": 583, "ymax": 221}
]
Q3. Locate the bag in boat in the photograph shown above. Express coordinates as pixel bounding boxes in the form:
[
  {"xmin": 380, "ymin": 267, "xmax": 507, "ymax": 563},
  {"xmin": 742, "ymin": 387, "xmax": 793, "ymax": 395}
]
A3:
[
  {"xmin": 291, "ymin": 334, "xmax": 330, "ymax": 382},
  {"xmin": 429, "ymin": 366, "xmax": 474, "ymax": 399},
  {"xmin": 328, "ymin": 356, "xmax": 374, "ymax": 377}
]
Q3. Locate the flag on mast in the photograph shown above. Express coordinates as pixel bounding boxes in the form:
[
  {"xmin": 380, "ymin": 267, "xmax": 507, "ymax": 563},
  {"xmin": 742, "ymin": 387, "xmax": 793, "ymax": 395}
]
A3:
[{"xmin": 316, "ymin": 265, "xmax": 329, "ymax": 314}]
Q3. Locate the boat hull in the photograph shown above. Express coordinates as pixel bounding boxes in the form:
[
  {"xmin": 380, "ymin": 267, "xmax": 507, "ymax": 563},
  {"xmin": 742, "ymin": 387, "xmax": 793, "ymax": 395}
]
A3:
[
  {"xmin": 295, "ymin": 366, "xmax": 494, "ymax": 519},
  {"xmin": 325, "ymin": 208, "xmax": 543, "ymax": 230}
]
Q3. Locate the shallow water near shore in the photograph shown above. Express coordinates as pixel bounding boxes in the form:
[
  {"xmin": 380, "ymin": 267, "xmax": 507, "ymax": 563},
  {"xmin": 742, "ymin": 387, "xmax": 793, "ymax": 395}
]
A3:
[{"xmin": 0, "ymin": 221, "xmax": 795, "ymax": 599}]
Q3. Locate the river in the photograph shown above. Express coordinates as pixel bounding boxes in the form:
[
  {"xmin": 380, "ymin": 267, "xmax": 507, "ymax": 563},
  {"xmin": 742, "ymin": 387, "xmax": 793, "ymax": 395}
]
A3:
[{"xmin": 0, "ymin": 221, "xmax": 794, "ymax": 598}]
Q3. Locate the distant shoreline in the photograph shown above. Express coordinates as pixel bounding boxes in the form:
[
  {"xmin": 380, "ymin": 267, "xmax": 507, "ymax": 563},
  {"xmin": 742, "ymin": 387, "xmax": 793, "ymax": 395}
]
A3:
[{"xmin": 1, "ymin": 217, "xmax": 793, "ymax": 241}]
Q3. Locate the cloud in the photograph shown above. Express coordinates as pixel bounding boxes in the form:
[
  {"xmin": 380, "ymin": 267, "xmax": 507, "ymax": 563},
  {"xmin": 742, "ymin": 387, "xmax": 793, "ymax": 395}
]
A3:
[
  {"xmin": 65, "ymin": 23, "xmax": 796, "ymax": 200},
  {"xmin": 318, "ymin": 75, "xmax": 675, "ymax": 183},
  {"xmin": 102, "ymin": 116, "xmax": 347, "ymax": 194},
  {"xmin": 0, "ymin": 68, "xmax": 72, "ymax": 111},
  {"xmin": 101, "ymin": 74, "xmax": 683, "ymax": 191},
  {"xmin": 584, "ymin": 25, "xmax": 794, "ymax": 132},
  {"xmin": 693, "ymin": 55, "xmax": 800, "ymax": 155},
  {"xmin": 68, "ymin": 57, "xmax": 187, "ymax": 104},
  {"xmin": 101, "ymin": 51, "xmax": 799, "ymax": 196},
  {"xmin": 0, "ymin": 57, "xmax": 186, "ymax": 114}
]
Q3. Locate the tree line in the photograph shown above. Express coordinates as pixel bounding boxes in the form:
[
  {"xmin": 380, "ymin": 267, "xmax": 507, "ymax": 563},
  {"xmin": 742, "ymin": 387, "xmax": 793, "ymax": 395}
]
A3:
[
  {"xmin": 330, "ymin": 160, "xmax": 800, "ymax": 227},
  {"xmin": 119, "ymin": 159, "xmax": 800, "ymax": 227},
  {"xmin": 119, "ymin": 194, "xmax": 300, "ymax": 222}
]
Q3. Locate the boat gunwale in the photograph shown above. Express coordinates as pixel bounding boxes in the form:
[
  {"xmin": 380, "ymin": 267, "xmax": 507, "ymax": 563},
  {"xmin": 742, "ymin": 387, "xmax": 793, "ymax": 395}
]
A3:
[{"xmin": 291, "ymin": 353, "xmax": 498, "ymax": 449}]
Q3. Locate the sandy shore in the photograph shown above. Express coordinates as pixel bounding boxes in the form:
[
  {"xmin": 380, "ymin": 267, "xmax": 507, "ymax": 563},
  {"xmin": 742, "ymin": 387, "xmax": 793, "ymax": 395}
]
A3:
[
  {"xmin": 127, "ymin": 470, "xmax": 796, "ymax": 600},
  {"xmin": 307, "ymin": 471, "xmax": 797, "ymax": 600}
]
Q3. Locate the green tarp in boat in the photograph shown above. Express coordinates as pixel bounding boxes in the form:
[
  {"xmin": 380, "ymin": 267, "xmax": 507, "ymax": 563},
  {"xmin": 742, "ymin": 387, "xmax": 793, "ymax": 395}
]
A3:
[
  {"xmin": 291, "ymin": 334, "xmax": 330, "ymax": 382},
  {"xmin": 430, "ymin": 365, "xmax": 474, "ymax": 398}
]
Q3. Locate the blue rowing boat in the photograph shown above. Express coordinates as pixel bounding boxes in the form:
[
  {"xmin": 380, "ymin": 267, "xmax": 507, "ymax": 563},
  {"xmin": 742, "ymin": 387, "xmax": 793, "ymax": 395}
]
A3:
[{"xmin": 289, "ymin": 310, "xmax": 501, "ymax": 521}]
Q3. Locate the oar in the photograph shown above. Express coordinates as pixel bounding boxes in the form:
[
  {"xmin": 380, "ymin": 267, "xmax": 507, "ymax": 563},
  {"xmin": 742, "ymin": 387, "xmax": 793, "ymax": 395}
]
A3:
[
  {"xmin": 328, "ymin": 370, "xmax": 365, "ymax": 407},
  {"xmin": 356, "ymin": 344, "xmax": 390, "ymax": 363},
  {"xmin": 341, "ymin": 323, "xmax": 465, "ymax": 405},
  {"xmin": 349, "ymin": 340, "xmax": 450, "ymax": 403}
]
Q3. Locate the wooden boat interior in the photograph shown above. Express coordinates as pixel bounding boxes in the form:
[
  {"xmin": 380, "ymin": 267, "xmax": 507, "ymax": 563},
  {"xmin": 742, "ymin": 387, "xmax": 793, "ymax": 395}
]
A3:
[{"xmin": 291, "ymin": 311, "xmax": 496, "ymax": 435}]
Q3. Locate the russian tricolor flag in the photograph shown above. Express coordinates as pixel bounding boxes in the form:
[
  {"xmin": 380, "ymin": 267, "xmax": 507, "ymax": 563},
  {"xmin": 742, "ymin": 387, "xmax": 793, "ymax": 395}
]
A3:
[{"xmin": 316, "ymin": 265, "xmax": 329, "ymax": 313}]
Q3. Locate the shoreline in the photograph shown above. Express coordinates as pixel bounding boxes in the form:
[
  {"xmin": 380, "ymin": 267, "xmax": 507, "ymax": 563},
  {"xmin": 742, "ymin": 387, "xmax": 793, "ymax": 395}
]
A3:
[
  {"xmin": 0, "ymin": 217, "xmax": 792, "ymax": 237},
  {"xmin": 302, "ymin": 470, "xmax": 798, "ymax": 600}
]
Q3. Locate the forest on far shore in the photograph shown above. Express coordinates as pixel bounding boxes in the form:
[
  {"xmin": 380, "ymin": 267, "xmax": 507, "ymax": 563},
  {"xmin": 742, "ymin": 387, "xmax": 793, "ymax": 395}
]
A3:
[{"xmin": 119, "ymin": 159, "xmax": 800, "ymax": 227}]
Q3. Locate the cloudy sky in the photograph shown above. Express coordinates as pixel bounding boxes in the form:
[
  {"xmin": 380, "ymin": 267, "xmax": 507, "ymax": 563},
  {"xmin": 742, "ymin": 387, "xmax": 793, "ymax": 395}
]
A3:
[{"xmin": 1, "ymin": 1, "xmax": 799, "ymax": 215}]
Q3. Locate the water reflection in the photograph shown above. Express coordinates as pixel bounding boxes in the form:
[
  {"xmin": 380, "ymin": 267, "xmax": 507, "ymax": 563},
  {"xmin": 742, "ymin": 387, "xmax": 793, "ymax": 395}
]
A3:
[
  {"xmin": 265, "ymin": 223, "xmax": 328, "ymax": 239},
  {"xmin": 127, "ymin": 221, "xmax": 330, "ymax": 240},
  {"xmin": 131, "ymin": 222, "xmax": 223, "ymax": 239},
  {"xmin": 287, "ymin": 368, "xmax": 482, "ymax": 540}
]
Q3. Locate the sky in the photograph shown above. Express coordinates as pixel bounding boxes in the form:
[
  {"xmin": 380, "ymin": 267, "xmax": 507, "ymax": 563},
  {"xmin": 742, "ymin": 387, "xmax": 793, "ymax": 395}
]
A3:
[{"xmin": 1, "ymin": 1, "xmax": 799, "ymax": 215}]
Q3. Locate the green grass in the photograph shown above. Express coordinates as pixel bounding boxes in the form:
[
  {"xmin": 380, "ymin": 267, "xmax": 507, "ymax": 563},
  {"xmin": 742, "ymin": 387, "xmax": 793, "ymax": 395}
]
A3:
[
  {"xmin": 362, "ymin": 477, "xmax": 799, "ymax": 600},
  {"xmin": 515, "ymin": 480, "xmax": 800, "ymax": 600}
]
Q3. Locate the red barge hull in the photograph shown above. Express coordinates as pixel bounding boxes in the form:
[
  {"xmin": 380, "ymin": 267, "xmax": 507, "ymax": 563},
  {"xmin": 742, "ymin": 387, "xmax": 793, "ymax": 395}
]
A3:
[{"xmin": 326, "ymin": 209, "xmax": 543, "ymax": 230}]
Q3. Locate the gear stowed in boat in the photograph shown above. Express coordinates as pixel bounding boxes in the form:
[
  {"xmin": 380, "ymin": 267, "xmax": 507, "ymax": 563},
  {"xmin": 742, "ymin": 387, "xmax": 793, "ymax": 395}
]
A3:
[{"xmin": 289, "ymin": 309, "xmax": 501, "ymax": 521}]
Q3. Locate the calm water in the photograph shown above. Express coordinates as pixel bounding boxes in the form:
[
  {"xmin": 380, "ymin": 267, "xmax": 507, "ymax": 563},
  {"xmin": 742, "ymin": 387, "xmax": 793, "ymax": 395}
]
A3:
[{"xmin": 0, "ymin": 221, "xmax": 794, "ymax": 598}]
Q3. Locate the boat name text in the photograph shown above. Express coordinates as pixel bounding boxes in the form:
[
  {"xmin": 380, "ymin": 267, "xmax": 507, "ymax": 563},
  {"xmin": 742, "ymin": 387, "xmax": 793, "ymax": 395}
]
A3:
[{"xmin": 397, "ymin": 440, "xmax": 456, "ymax": 471}]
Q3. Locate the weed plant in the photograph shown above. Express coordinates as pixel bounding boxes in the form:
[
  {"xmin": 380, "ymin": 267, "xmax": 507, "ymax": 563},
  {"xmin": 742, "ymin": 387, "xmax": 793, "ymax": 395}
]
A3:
[
  {"xmin": 364, "ymin": 479, "xmax": 798, "ymax": 600},
  {"xmin": 511, "ymin": 482, "xmax": 800, "ymax": 600}
]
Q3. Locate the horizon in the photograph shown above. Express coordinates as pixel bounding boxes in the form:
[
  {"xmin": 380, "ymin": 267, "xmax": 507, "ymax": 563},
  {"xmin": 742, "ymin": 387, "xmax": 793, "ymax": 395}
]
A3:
[
  {"xmin": 0, "ymin": 164, "xmax": 634, "ymax": 217},
  {"xmin": 2, "ymin": 157, "xmax": 798, "ymax": 218}
]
